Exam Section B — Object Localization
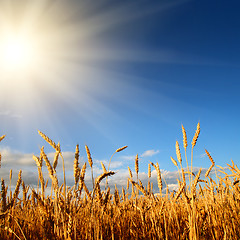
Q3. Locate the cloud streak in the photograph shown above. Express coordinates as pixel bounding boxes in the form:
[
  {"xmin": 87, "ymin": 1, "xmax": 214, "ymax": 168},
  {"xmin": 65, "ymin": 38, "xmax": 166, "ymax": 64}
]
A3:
[
  {"xmin": 0, "ymin": 111, "xmax": 22, "ymax": 119},
  {"xmin": 141, "ymin": 149, "xmax": 160, "ymax": 158},
  {"xmin": 120, "ymin": 149, "xmax": 160, "ymax": 161}
]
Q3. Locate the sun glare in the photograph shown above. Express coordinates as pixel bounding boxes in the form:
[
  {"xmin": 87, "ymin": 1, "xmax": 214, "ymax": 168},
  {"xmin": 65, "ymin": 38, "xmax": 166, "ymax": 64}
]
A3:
[
  {"xmin": 0, "ymin": 34, "xmax": 36, "ymax": 73},
  {"xmin": 0, "ymin": 0, "xmax": 123, "ymax": 129}
]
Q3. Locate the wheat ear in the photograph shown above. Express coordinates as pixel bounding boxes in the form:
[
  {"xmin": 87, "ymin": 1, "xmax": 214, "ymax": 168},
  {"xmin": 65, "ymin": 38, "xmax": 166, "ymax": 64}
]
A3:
[
  {"xmin": 106, "ymin": 145, "xmax": 128, "ymax": 188},
  {"xmin": 74, "ymin": 144, "xmax": 80, "ymax": 187},
  {"xmin": 8, "ymin": 170, "xmax": 22, "ymax": 208},
  {"xmin": 1, "ymin": 179, "xmax": 7, "ymax": 212},
  {"xmin": 116, "ymin": 145, "xmax": 128, "ymax": 153},
  {"xmin": 53, "ymin": 146, "xmax": 60, "ymax": 171},
  {"xmin": 85, "ymin": 145, "xmax": 94, "ymax": 190},
  {"xmin": 182, "ymin": 124, "xmax": 190, "ymax": 184},
  {"xmin": 176, "ymin": 141, "xmax": 186, "ymax": 184},
  {"xmin": 129, "ymin": 179, "xmax": 147, "ymax": 197},
  {"xmin": 128, "ymin": 166, "xmax": 133, "ymax": 179},
  {"xmin": 191, "ymin": 122, "xmax": 200, "ymax": 183},
  {"xmin": 174, "ymin": 181, "xmax": 186, "ymax": 201},
  {"xmin": 191, "ymin": 168, "xmax": 202, "ymax": 197},
  {"xmin": 205, "ymin": 149, "xmax": 215, "ymax": 178},
  {"xmin": 0, "ymin": 135, "xmax": 5, "ymax": 169},
  {"xmin": 101, "ymin": 161, "xmax": 107, "ymax": 173},
  {"xmin": 152, "ymin": 162, "xmax": 162, "ymax": 195},
  {"xmin": 135, "ymin": 154, "xmax": 139, "ymax": 183},
  {"xmin": 38, "ymin": 131, "xmax": 60, "ymax": 152},
  {"xmin": 95, "ymin": 171, "xmax": 115, "ymax": 186},
  {"xmin": 41, "ymin": 148, "xmax": 58, "ymax": 190}
]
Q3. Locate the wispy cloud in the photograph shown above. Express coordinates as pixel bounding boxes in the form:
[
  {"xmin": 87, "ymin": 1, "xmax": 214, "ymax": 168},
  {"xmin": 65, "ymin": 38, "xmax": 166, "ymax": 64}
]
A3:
[
  {"xmin": 120, "ymin": 149, "xmax": 160, "ymax": 161},
  {"xmin": 0, "ymin": 111, "xmax": 22, "ymax": 118},
  {"xmin": 199, "ymin": 153, "xmax": 207, "ymax": 158},
  {"xmin": 95, "ymin": 159, "xmax": 123, "ymax": 169},
  {"xmin": 141, "ymin": 149, "xmax": 160, "ymax": 158},
  {"xmin": 0, "ymin": 111, "xmax": 9, "ymax": 116},
  {"xmin": 121, "ymin": 155, "xmax": 136, "ymax": 161}
]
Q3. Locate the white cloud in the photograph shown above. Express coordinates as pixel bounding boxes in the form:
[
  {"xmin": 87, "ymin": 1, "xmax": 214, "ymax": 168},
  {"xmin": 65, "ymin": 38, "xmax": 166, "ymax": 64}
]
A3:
[
  {"xmin": 120, "ymin": 150, "xmax": 160, "ymax": 161},
  {"xmin": 1, "ymin": 148, "xmax": 33, "ymax": 166},
  {"xmin": 0, "ymin": 110, "xmax": 22, "ymax": 118},
  {"xmin": 0, "ymin": 111, "xmax": 10, "ymax": 116},
  {"xmin": 141, "ymin": 149, "xmax": 160, "ymax": 158},
  {"xmin": 198, "ymin": 153, "xmax": 207, "ymax": 159},
  {"xmin": 121, "ymin": 155, "xmax": 136, "ymax": 161},
  {"xmin": 109, "ymin": 161, "xmax": 123, "ymax": 169}
]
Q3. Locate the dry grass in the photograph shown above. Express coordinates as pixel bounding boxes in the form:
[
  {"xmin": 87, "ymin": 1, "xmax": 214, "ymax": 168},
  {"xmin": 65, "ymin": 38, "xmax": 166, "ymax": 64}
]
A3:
[{"xmin": 0, "ymin": 124, "xmax": 240, "ymax": 239}]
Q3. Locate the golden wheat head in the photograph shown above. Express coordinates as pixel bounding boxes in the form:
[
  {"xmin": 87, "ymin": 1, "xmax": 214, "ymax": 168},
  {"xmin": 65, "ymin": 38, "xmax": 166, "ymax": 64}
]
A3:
[
  {"xmin": 182, "ymin": 125, "xmax": 187, "ymax": 149},
  {"xmin": 38, "ymin": 130, "xmax": 60, "ymax": 152},
  {"xmin": 85, "ymin": 145, "xmax": 93, "ymax": 168},
  {"xmin": 116, "ymin": 145, "xmax": 128, "ymax": 153},
  {"xmin": 191, "ymin": 122, "xmax": 200, "ymax": 148}
]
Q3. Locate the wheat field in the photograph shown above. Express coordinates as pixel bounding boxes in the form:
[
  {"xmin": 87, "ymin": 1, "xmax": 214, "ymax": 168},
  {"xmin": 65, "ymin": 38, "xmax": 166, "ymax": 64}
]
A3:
[{"xmin": 0, "ymin": 123, "xmax": 240, "ymax": 240}]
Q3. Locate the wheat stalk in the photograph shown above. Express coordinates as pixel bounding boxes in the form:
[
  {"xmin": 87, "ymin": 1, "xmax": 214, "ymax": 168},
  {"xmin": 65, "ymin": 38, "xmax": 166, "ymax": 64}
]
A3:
[
  {"xmin": 9, "ymin": 169, "xmax": 12, "ymax": 201},
  {"xmin": 0, "ymin": 134, "xmax": 6, "ymax": 168},
  {"xmin": 1, "ymin": 179, "xmax": 7, "ymax": 212},
  {"xmin": 176, "ymin": 141, "xmax": 182, "ymax": 164},
  {"xmin": 53, "ymin": 147, "xmax": 60, "ymax": 171},
  {"xmin": 157, "ymin": 163, "xmax": 163, "ymax": 195},
  {"xmin": 95, "ymin": 171, "xmax": 115, "ymax": 186},
  {"xmin": 101, "ymin": 161, "xmax": 107, "ymax": 173},
  {"xmin": 129, "ymin": 179, "xmax": 147, "ymax": 197},
  {"xmin": 108, "ymin": 145, "xmax": 128, "ymax": 171},
  {"xmin": 74, "ymin": 144, "xmax": 80, "ymax": 187},
  {"xmin": 171, "ymin": 157, "xmax": 178, "ymax": 167},
  {"xmin": 135, "ymin": 154, "xmax": 139, "ymax": 181},
  {"xmin": 82, "ymin": 182, "xmax": 91, "ymax": 200},
  {"xmin": 190, "ymin": 122, "xmax": 200, "ymax": 184},
  {"xmin": 205, "ymin": 165, "xmax": 214, "ymax": 178},
  {"xmin": 4, "ymin": 226, "xmax": 22, "ymax": 240},
  {"xmin": 41, "ymin": 148, "xmax": 58, "ymax": 190},
  {"xmin": 128, "ymin": 167, "xmax": 133, "ymax": 179},
  {"xmin": 150, "ymin": 162, "xmax": 156, "ymax": 169},
  {"xmin": 152, "ymin": 162, "xmax": 162, "ymax": 195},
  {"xmin": 14, "ymin": 170, "xmax": 22, "ymax": 199},
  {"xmin": 182, "ymin": 124, "xmax": 191, "ymax": 186},
  {"xmin": 174, "ymin": 181, "xmax": 186, "ymax": 201},
  {"xmin": 33, "ymin": 155, "xmax": 42, "ymax": 168},
  {"xmin": 38, "ymin": 131, "xmax": 60, "ymax": 152},
  {"xmin": 191, "ymin": 168, "xmax": 202, "ymax": 197},
  {"xmin": 175, "ymin": 141, "xmax": 186, "ymax": 184},
  {"xmin": 127, "ymin": 178, "xmax": 130, "ymax": 190},
  {"xmin": 103, "ymin": 187, "xmax": 111, "ymax": 205},
  {"xmin": 79, "ymin": 162, "xmax": 87, "ymax": 185},
  {"xmin": 106, "ymin": 145, "xmax": 128, "ymax": 188},
  {"xmin": 205, "ymin": 149, "xmax": 215, "ymax": 178},
  {"xmin": 114, "ymin": 184, "xmax": 120, "ymax": 205},
  {"xmin": 85, "ymin": 145, "xmax": 94, "ymax": 190}
]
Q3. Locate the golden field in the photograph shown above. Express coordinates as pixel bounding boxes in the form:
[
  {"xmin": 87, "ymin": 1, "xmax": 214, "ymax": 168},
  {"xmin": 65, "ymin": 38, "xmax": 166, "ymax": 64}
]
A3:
[{"xmin": 0, "ymin": 123, "xmax": 240, "ymax": 240}]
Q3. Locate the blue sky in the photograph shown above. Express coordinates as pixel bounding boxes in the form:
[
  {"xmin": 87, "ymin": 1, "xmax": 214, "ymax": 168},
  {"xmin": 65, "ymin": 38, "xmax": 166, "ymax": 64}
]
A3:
[{"xmin": 0, "ymin": 0, "xmax": 239, "ymax": 191}]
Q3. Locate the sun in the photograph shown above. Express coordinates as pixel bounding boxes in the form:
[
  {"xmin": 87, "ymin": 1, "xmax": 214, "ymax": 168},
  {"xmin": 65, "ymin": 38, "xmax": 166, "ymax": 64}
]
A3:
[{"xmin": 0, "ymin": 34, "xmax": 36, "ymax": 73}]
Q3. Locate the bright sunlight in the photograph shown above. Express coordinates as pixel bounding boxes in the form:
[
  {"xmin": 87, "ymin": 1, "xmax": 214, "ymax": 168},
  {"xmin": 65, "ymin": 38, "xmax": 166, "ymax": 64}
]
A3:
[{"xmin": 0, "ymin": 34, "xmax": 36, "ymax": 72}]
